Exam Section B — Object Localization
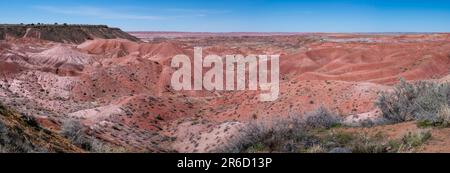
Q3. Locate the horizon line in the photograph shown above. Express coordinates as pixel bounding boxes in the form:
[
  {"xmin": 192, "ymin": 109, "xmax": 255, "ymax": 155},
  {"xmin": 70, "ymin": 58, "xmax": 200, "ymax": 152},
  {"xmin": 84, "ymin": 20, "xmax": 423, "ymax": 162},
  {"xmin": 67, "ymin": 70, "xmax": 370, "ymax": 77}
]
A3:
[
  {"xmin": 127, "ymin": 31, "xmax": 450, "ymax": 34},
  {"xmin": 2, "ymin": 23, "xmax": 449, "ymax": 34}
]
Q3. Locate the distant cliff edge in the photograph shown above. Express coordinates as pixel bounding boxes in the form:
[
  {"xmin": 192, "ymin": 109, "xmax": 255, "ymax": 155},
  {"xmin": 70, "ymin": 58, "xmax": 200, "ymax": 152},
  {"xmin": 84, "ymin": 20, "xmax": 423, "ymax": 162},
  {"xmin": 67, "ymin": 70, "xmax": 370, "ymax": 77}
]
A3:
[{"xmin": 0, "ymin": 24, "xmax": 140, "ymax": 44}]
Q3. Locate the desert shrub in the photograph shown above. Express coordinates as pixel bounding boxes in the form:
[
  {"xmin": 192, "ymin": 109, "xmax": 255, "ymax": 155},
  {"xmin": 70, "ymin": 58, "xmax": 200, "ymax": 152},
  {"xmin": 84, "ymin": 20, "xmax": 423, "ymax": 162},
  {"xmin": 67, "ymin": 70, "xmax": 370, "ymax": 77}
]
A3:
[
  {"xmin": 376, "ymin": 79, "xmax": 450, "ymax": 125},
  {"xmin": 305, "ymin": 145, "xmax": 327, "ymax": 153},
  {"xmin": 60, "ymin": 119, "xmax": 92, "ymax": 150},
  {"xmin": 349, "ymin": 132, "xmax": 387, "ymax": 153},
  {"xmin": 0, "ymin": 121, "xmax": 7, "ymax": 150},
  {"xmin": 325, "ymin": 130, "xmax": 354, "ymax": 146},
  {"xmin": 320, "ymin": 130, "xmax": 388, "ymax": 153},
  {"xmin": 0, "ymin": 104, "xmax": 6, "ymax": 115},
  {"xmin": 90, "ymin": 139, "xmax": 127, "ymax": 153},
  {"xmin": 328, "ymin": 147, "xmax": 352, "ymax": 153},
  {"xmin": 0, "ymin": 104, "xmax": 46, "ymax": 153},
  {"xmin": 401, "ymin": 130, "xmax": 431, "ymax": 148},
  {"xmin": 219, "ymin": 114, "xmax": 431, "ymax": 153},
  {"xmin": 417, "ymin": 106, "xmax": 450, "ymax": 128},
  {"xmin": 436, "ymin": 106, "xmax": 450, "ymax": 127},
  {"xmin": 217, "ymin": 116, "xmax": 319, "ymax": 153},
  {"xmin": 305, "ymin": 106, "xmax": 342, "ymax": 129},
  {"xmin": 218, "ymin": 107, "xmax": 342, "ymax": 153},
  {"xmin": 0, "ymin": 120, "xmax": 35, "ymax": 153},
  {"xmin": 0, "ymin": 145, "xmax": 5, "ymax": 153},
  {"xmin": 90, "ymin": 139, "xmax": 111, "ymax": 153},
  {"xmin": 386, "ymin": 129, "xmax": 432, "ymax": 153},
  {"xmin": 60, "ymin": 119, "xmax": 125, "ymax": 152},
  {"xmin": 22, "ymin": 114, "xmax": 40, "ymax": 129},
  {"xmin": 322, "ymin": 129, "xmax": 432, "ymax": 153}
]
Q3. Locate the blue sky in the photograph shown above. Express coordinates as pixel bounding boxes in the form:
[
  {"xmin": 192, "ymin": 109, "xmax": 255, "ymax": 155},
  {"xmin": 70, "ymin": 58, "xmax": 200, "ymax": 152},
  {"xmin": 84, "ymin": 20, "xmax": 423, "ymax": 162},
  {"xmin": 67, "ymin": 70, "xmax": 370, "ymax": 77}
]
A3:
[{"xmin": 1, "ymin": 0, "xmax": 450, "ymax": 32}]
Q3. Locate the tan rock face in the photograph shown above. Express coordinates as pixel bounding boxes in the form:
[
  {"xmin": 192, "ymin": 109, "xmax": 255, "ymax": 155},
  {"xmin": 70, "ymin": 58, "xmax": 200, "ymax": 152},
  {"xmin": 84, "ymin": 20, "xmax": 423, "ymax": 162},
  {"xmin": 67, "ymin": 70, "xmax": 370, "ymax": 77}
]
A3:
[{"xmin": 1, "ymin": 32, "xmax": 450, "ymax": 152}]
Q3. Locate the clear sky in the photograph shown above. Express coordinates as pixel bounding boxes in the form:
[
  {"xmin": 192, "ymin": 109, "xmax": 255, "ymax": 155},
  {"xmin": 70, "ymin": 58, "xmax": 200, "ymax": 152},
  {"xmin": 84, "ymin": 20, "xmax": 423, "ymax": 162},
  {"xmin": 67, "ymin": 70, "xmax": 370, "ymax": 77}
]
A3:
[{"xmin": 1, "ymin": 0, "xmax": 450, "ymax": 32}]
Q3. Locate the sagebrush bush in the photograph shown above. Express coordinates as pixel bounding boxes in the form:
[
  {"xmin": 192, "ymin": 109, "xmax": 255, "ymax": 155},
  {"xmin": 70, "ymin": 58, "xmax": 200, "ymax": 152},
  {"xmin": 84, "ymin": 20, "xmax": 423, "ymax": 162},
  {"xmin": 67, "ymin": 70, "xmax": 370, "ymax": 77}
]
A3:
[
  {"xmin": 0, "ymin": 119, "xmax": 35, "ymax": 153},
  {"xmin": 401, "ymin": 130, "xmax": 432, "ymax": 148},
  {"xmin": 60, "ymin": 119, "xmax": 123, "ymax": 152},
  {"xmin": 0, "ymin": 121, "xmax": 7, "ymax": 151},
  {"xmin": 60, "ymin": 119, "xmax": 104, "ymax": 152},
  {"xmin": 90, "ymin": 139, "xmax": 127, "ymax": 153},
  {"xmin": 376, "ymin": 79, "xmax": 450, "ymax": 125},
  {"xmin": 305, "ymin": 145, "xmax": 327, "ymax": 153},
  {"xmin": 0, "ymin": 145, "xmax": 5, "ymax": 153},
  {"xmin": 305, "ymin": 106, "xmax": 342, "ymax": 129},
  {"xmin": 349, "ymin": 132, "xmax": 387, "ymax": 153},
  {"xmin": 217, "ymin": 115, "xmax": 318, "ymax": 153},
  {"xmin": 60, "ymin": 119, "xmax": 93, "ymax": 150},
  {"xmin": 217, "ymin": 107, "xmax": 342, "ymax": 153},
  {"xmin": 217, "ymin": 107, "xmax": 340, "ymax": 153},
  {"xmin": 436, "ymin": 106, "xmax": 450, "ymax": 127}
]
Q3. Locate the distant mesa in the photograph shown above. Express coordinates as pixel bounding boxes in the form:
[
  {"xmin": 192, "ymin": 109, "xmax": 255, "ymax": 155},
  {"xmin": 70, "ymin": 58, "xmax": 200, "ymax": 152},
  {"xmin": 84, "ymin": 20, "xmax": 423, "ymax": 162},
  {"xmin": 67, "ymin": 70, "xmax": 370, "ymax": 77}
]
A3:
[{"xmin": 0, "ymin": 23, "xmax": 139, "ymax": 44}]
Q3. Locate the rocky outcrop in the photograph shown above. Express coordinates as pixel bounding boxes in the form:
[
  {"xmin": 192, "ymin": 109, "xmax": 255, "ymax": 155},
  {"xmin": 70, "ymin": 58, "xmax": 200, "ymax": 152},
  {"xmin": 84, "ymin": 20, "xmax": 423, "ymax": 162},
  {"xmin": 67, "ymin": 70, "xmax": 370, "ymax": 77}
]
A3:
[{"xmin": 0, "ymin": 24, "xmax": 139, "ymax": 44}]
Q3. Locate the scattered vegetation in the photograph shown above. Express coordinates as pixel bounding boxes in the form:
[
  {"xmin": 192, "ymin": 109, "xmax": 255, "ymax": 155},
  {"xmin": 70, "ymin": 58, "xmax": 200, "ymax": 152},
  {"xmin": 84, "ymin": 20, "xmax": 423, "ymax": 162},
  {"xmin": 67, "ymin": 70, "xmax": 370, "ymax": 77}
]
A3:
[
  {"xmin": 217, "ymin": 107, "xmax": 338, "ymax": 153},
  {"xmin": 0, "ymin": 145, "xmax": 6, "ymax": 153},
  {"xmin": 376, "ymin": 79, "xmax": 450, "ymax": 127},
  {"xmin": 401, "ymin": 130, "xmax": 432, "ymax": 148},
  {"xmin": 332, "ymin": 131, "xmax": 387, "ymax": 153},
  {"xmin": 0, "ymin": 105, "xmax": 45, "ymax": 153},
  {"xmin": 60, "ymin": 119, "xmax": 90, "ymax": 149},
  {"xmin": 217, "ymin": 106, "xmax": 431, "ymax": 153},
  {"xmin": 60, "ymin": 119, "xmax": 126, "ymax": 153},
  {"xmin": 417, "ymin": 106, "xmax": 450, "ymax": 128},
  {"xmin": 305, "ymin": 106, "xmax": 342, "ymax": 129},
  {"xmin": 217, "ymin": 115, "xmax": 317, "ymax": 153}
]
